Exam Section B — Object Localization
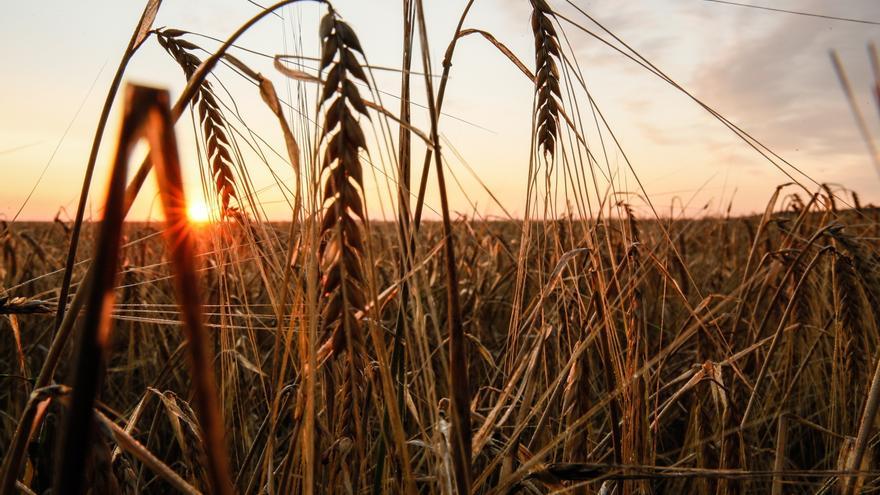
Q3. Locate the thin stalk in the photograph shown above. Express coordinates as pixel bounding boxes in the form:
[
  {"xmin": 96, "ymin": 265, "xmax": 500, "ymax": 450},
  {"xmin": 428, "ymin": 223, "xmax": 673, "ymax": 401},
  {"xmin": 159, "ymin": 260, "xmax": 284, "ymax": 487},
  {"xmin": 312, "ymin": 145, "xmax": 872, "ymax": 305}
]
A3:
[
  {"xmin": 741, "ymin": 244, "xmax": 833, "ymax": 427},
  {"xmin": 55, "ymin": 87, "xmax": 159, "ymax": 495},
  {"xmin": 147, "ymin": 87, "xmax": 234, "ymax": 495},
  {"xmin": 411, "ymin": 0, "xmax": 476, "ymax": 230},
  {"xmin": 414, "ymin": 1, "xmax": 471, "ymax": 492},
  {"xmin": 55, "ymin": 85, "xmax": 234, "ymax": 495},
  {"xmin": 374, "ymin": 0, "xmax": 415, "ymax": 491},
  {"xmin": 830, "ymin": 51, "xmax": 880, "ymax": 178},
  {"xmin": 54, "ymin": 0, "xmax": 161, "ymax": 332},
  {"xmin": 846, "ymin": 343, "xmax": 880, "ymax": 494},
  {"xmin": 771, "ymin": 414, "xmax": 788, "ymax": 495}
]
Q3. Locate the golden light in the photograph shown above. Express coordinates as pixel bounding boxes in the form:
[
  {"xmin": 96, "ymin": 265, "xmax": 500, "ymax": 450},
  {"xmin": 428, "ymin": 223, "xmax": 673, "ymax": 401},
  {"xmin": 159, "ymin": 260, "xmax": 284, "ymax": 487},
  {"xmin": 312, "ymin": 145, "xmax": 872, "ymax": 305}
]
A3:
[{"xmin": 187, "ymin": 200, "xmax": 211, "ymax": 223}]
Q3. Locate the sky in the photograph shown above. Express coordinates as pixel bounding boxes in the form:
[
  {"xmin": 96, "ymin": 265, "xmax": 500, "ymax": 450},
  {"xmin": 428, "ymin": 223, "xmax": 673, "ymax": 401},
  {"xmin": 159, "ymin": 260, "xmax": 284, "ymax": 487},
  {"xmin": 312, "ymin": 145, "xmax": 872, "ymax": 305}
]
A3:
[{"xmin": 2, "ymin": 0, "xmax": 880, "ymax": 221}]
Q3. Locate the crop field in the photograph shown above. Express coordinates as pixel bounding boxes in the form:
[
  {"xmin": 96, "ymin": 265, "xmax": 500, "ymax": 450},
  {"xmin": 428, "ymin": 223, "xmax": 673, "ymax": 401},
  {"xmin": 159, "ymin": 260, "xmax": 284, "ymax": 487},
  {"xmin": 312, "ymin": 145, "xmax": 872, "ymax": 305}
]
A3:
[{"xmin": 3, "ymin": 1, "xmax": 880, "ymax": 494}]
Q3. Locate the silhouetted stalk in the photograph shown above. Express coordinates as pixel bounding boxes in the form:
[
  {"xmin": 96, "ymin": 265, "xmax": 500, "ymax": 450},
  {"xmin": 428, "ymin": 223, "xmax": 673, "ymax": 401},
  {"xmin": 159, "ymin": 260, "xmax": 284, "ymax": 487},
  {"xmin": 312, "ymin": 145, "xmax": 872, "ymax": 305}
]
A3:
[
  {"xmin": 54, "ymin": 0, "xmax": 160, "ymax": 340},
  {"xmin": 375, "ymin": 0, "xmax": 415, "ymax": 491},
  {"xmin": 411, "ymin": 0, "xmax": 476, "ymax": 230},
  {"xmin": 53, "ymin": 85, "xmax": 134, "ymax": 495},
  {"xmin": 414, "ymin": 0, "xmax": 471, "ymax": 492},
  {"xmin": 54, "ymin": 85, "xmax": 234, "ymax": 495}
]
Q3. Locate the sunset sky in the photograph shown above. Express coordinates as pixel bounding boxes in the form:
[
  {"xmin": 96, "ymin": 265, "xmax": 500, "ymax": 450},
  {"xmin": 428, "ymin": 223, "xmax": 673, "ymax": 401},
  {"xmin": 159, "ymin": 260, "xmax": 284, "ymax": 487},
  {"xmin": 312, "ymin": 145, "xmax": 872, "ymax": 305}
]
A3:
[{"xmin": 2, "ymin": 0, "xmax": 880, "ymax": 221}]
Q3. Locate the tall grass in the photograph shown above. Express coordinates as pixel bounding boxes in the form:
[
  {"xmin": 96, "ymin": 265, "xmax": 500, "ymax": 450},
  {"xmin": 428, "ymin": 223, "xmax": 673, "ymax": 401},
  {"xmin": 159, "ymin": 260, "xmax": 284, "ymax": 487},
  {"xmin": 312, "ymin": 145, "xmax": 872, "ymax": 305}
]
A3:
[{"xmin": 4, "ymin": 1, "xmax": 880, "ymax": 494}]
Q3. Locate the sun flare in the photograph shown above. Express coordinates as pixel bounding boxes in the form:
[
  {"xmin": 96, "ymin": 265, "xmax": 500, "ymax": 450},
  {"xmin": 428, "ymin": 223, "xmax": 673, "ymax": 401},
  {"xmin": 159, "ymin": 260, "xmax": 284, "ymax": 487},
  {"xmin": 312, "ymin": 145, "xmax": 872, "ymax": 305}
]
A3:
[{"xmin": 187, "ymin": 200, "xmax": 211, "ymax": 223}]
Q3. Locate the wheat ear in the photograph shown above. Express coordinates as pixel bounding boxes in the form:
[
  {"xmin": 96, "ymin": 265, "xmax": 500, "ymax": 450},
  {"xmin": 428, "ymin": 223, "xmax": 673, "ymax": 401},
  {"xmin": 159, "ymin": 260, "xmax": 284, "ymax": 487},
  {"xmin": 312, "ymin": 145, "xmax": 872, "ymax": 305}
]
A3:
[
  {"xmin": 157, "ymin": 30, "xmax": 238, "ymax": 214},
  {"xmin": 316, "ymin": 10, "xmax": 370, "ymax": 360},
  {"xmin": 316, "ymin": 9, "xmax": 372, "ymax": 489},
  {"xmin": 531, "ymin": 0, "xmax": 561, "ymax": 157}
]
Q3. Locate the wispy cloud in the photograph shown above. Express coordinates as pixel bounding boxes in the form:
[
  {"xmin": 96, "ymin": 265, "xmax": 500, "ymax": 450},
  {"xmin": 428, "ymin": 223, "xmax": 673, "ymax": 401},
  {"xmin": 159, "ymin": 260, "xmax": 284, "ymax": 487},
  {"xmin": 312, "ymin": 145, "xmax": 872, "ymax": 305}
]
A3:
[{"xmin": 691, "ymin": 0, "xmax": 880, "ymax": 160}]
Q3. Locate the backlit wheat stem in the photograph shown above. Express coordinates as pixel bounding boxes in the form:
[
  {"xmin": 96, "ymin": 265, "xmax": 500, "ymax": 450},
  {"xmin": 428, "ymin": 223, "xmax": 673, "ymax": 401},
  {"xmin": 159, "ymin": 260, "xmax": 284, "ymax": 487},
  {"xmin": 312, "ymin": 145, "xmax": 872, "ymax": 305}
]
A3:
[{"xmin": 157, "ymin": 30, "xmax": 238, "ymax": 214}]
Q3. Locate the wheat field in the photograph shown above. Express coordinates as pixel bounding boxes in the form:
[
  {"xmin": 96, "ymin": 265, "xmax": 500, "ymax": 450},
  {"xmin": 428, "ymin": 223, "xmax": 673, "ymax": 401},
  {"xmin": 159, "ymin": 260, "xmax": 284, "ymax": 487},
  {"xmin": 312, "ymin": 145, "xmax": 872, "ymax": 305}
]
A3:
[{"xmin": 3, "ymin": 1, "xmax": 880, "ymax": 494}]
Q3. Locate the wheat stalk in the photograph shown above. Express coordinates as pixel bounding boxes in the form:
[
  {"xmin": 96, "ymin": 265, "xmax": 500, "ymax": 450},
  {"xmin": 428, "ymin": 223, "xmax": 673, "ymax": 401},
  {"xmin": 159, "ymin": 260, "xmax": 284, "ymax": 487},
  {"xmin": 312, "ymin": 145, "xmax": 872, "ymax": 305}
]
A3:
[
  {"xmin": 316, "ymin": 9, "xmax": 370, "ymax": 366},
  {"xmin": 531, "ymin": 0, "xmax": 561, "ymax": 157},
  {"xmin": 52, "ymin": 85, "xmax": 233, "ymax": 495},
  {"xmin": 53, "ymin": 0, "xmax": 161, "ymax": 335},
  {"xmin": 315, "ymin": 9, "xmax": 372, "ymax": 490},
  {"xmin": 832, "ymin": 253, "xmax": 864, "ymax": 429},
  {"xmin": 157, "ymin": 30, "xmax": 238, "ymax": 214}
]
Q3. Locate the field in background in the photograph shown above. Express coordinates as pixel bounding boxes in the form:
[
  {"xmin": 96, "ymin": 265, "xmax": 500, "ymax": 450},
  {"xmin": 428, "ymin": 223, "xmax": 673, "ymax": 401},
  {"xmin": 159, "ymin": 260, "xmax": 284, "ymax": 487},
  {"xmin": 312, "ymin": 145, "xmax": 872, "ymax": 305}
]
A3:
[{"xmin": 5, "ymin": 201, "xmax": 880, "ymax": 493}]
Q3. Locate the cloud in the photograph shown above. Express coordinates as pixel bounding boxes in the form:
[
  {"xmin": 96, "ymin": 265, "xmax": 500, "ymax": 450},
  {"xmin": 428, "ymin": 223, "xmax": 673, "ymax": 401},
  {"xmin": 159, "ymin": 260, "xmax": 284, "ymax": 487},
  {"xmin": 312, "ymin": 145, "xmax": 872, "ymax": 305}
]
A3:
[{"xmin": 690, "ymin": 0, "xmax": 880, "ymax": 161}]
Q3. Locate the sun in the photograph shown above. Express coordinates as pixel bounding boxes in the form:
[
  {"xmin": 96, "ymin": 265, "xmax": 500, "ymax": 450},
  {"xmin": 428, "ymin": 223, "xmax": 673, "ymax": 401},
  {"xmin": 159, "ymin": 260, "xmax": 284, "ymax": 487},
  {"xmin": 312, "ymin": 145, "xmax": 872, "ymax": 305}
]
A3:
[{"xmin": 187, "ymin": 200, "xmax": 212, "ymax": 224}]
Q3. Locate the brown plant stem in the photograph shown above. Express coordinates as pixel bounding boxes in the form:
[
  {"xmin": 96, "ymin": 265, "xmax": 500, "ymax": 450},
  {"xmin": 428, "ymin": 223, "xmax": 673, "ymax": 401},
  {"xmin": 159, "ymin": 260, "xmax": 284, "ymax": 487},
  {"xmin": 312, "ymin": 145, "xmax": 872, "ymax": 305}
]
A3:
[
  {"xmin": 414, "ymin": 0, "xmax": 471, "ymax": 492},
  {"xmin": 54, "ymin": 0, "xmax": 161, "ymax": 346}
]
